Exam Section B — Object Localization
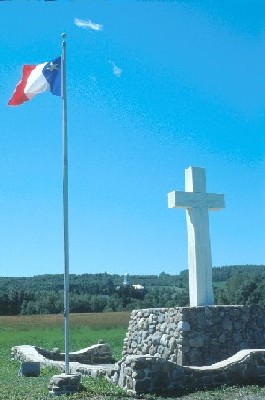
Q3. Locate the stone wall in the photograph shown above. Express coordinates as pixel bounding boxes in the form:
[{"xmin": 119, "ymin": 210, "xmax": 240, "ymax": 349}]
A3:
[
  {"xmin": 11, "ymin": 344, "xmax": 115, "ymax": 376},
  {"xmin": 35, "ymin": 343, "xmax": 114, "ymax": 364},
  {"xmin": 122, "ymin": 305, "xmax": 265, "ymax": 366},
  {"xmin": 113, "ymin": 349, "xmax": 265, "ymax": 395}
]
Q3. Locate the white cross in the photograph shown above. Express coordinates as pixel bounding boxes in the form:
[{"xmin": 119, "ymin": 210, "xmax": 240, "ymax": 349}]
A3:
[{"xmin": 168, "ymin": 166, "xmax": 225, "ymax": 307}]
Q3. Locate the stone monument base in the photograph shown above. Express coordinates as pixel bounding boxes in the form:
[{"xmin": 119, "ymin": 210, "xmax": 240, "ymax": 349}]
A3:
[
  {"xmin": 48, "ymin": 373, "xmax": 81, "ymax": 395},
  {"xmin": 113, "ymin": 349, "xmax": 265, "ymax": 395},
  {"xmin": 122, "ymin": 305, "xmax": 265, "ymax": 366}
]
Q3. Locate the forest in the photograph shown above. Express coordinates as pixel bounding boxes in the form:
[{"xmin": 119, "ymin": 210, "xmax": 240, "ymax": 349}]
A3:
[{"xmin": 0, "ymin": 264, "xmax": 265, "ymax": 315}]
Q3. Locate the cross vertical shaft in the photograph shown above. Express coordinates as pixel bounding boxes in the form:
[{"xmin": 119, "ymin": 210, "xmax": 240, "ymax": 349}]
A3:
[
  {"xmin": 168, "ymin": 166, "xmax": 225, "ymax": 307},
  {"xmin": 186, "ymin": 168, "xmax": 213, "ymax": 305}
]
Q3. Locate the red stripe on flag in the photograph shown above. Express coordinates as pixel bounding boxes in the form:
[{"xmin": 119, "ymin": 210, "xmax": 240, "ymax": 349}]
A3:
[{"xmin": 8, "ymin": 65, "xmax": 36, "ymax": 106}]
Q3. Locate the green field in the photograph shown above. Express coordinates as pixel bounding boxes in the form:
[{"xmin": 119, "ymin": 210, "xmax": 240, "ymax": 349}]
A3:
[
  {"xmin": 1, "ymin": 313, "xmax": 265, "ymax": 400},
  {"xmin": 0, "ymin": 313, "xmax": 130, "ymax": 400}
]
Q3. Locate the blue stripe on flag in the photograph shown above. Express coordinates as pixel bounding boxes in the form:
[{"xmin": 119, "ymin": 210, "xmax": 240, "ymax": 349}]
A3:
[{"xmin": 42, "ymin": 56, "xmax": 61, "ymax": 96}]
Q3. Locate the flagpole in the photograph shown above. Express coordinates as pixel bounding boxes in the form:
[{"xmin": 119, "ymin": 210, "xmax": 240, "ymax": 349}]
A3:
[{"xmin": 61, "ymin": 32, "xmax": 70, "ymax": 375}]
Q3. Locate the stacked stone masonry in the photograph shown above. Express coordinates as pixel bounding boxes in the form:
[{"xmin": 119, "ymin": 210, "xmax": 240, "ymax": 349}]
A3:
[
  {"xmin": 11, "ymin": 344, "xmax": 115, "ymax": 377},
  {"xmin": 113, "ymin": 349, "xmax": 265, "ymax": 395},
  {"xmin": 36, "ymin": 343, "xmax": 114, "ymax": 364},
  {"xmin": 11, "ymin": 306, "xmax": 265, "ymax": 396},
  {"xmin": 12, "ymin": 342, "xmax": 113, "ymax": 365},
  {"xmin": 48, "ymin": 373, "xmax": 82, "ymax": 395},
  {"xmin": 122, "ymin": 305, "xmax": 265, "ymax": 366}
]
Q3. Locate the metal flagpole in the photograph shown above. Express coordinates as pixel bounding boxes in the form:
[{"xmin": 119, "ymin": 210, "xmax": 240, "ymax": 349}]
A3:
[{"xmin": 61, "ymin": 32, "xmax": 70, "ymax": 375}]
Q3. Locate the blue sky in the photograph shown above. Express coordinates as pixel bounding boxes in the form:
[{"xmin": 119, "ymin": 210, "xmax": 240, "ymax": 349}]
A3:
[{"xmin": 0, "ymin": 0, "xmax": 264, "ymax": 278}]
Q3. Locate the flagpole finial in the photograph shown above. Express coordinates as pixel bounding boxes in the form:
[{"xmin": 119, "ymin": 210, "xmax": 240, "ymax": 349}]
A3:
[{"xmin": 62, "ymin": 33, "xmax": 66, "ymax": 39}]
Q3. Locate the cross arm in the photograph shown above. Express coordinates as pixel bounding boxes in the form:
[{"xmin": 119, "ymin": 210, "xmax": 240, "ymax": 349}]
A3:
[{"xmin": 168, "ymin": 191, "xmax": 225, "ymax": 210}]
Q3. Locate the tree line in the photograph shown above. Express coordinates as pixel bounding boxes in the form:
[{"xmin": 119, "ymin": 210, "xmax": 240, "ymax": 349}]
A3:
[{"xmin": 0, "ymin": 265, "xmax": 264, "ymax": 316}]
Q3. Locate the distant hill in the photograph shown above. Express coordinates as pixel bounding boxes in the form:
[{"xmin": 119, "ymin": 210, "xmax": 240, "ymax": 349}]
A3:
[{"xmin": 0, "ymin": 265, "xmax": 264, "ymax": 316}]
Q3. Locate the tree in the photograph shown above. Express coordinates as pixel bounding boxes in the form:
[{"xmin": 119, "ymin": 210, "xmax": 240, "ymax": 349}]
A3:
[{"xmin": 234, "ymin": 278, "xmax": 265, "ymax": 305}]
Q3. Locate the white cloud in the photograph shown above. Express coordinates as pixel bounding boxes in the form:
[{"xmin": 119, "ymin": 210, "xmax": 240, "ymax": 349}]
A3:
[
  {"xmin": 74, "ymin": 18, "xmax": 103, "ymax": 31},
  {"xmin": 109, "ymin": 60, "xmax": 122, "ymax": 78}
]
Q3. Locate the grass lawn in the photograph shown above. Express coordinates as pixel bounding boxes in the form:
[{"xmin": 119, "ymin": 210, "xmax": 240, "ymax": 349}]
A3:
[
  {"xmin": 0, "ymin": 313, "xmax": 129, "ymax": 399},
  {"xmin": 1, "ymin": 312, "xmax": 265, "ymax": 399}
]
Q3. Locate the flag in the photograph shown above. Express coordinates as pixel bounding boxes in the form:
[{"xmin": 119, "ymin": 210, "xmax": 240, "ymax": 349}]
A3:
[{"xmin": 8, "ymin": 56, "xmax": 61, "ymax": 106}]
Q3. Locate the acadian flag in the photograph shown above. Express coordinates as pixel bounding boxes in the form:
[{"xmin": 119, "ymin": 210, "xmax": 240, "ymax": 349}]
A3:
[{"xmin": 8, "ymin": 56, "xmax": 61, "ymax": 106}]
